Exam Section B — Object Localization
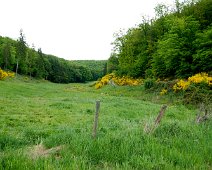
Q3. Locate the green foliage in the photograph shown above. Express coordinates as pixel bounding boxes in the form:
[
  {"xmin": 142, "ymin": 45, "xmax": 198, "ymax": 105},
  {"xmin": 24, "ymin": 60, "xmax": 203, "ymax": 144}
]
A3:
[
  {"xmin": 111, "ymin": 0, "xmax": 212, "ymax": 80},
  {"xmin": 182, "ymin": 0, "xmax": 212, "ymax": 29},
  {"xmin": 26, "ymin": 46, "xmax": 37, "ymax": 78},
  {"xmin": 107, "ymin": 53, "xmax": 119, "ymax": 73},
  {"xmin": 16, "ymin": 29, "xmax": 27, "ymax": 74},
  {"xmin": 183, "ymin": 82, "xmax": 212, "ymax": 105},
  {"xmin": 153, "ymin": 16, "xmax": 200, "ymax": 78},
  {"xmin": 71, "ymin": 60, "xmax": 107, "ymax": 80},
  {"xmin": 144, "ymin": 78, "xmax": 155, "ymax": 89},
  {"xmin": 143, "ymin": 73, "xmax": 212, "ymax": 107},
  {"xmin": 1, "ymin": 42, "xmax": 15, "ymax": 70},
  {"xmin": 0, "ymin": 37, "xmax": 16, "ymax": 70},
  {"xmin": 115, "ymin": 26, "xmax": 151, "ymax": 78},
  {"xmin": 34, "ymin": 48, "xmax": 45, "ymax": 78},
  {"xmin": 193, "ymin": 26, "xmax": 212, "ymax": 73}
]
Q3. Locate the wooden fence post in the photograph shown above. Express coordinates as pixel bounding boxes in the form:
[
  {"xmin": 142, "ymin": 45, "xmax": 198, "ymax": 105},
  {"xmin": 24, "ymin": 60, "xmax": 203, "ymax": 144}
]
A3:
[
  {"xmin": 154, "ymin": 105, "xmax": 167, "ymax": 125},
  {"xmin": 144, "ymin": 105, "xmax": 167, "ymax": 133},
  {"xmin": 93, "ymin": 100, "xmax": 100, "ymax": 138}
]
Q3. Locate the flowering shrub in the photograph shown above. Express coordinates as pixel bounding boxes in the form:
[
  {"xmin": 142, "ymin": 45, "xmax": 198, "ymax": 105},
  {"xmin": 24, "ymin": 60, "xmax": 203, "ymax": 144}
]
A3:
[
  {"xmin": 173, "ymin": 73, "xmax": 212, "ymax": 92},
  {"xmin": 173, "ymin": 80, "xmax": 190, "ymax": 92},
  {"xmin": 160, "ymin": 89, "xmax": 168, "ymax": 95},
  {"xmin": 0, "ymin": 68, "xmax": 15, "ymax": 80},
  {"xmin": 188, "ymin": 73, "xmax": 212, "ymax": 85},
  {"xmin": 95, "ymin": 73, "xmax": 142, "ymax": 89}
]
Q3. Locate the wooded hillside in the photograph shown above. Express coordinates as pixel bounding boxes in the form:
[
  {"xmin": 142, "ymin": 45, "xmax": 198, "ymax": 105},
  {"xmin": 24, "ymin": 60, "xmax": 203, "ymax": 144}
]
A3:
[
  {"xmin": 71, "ymin": 60, "xmax": 107, "ymax": 80},
  {"xmin": 0, "ymin": 33, "xmax": 105, "ymax": 83},
  {"xmin": 108, "ymin": 0, "xmax": 212, "ymax": 79}
]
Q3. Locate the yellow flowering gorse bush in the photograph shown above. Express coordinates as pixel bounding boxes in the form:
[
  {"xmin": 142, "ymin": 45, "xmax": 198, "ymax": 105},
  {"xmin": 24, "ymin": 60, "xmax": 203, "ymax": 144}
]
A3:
[
  {"xmin": 173, "ymin": 79, "xmax": 190, "ymax": 92},
  {"xmin": 95, "ymin": 73, "xmax": 143, "ymax": 89},
  {"xmin": 173, "ymin": 73, "xmax": 212, "ymax": 92},
  {"xmin": 188, "ymin": 73, "xmax": 212, "ymax": 85},
  {"xmin": 0, "ymin": 68, "xmax": 15, "ymax": 80}
]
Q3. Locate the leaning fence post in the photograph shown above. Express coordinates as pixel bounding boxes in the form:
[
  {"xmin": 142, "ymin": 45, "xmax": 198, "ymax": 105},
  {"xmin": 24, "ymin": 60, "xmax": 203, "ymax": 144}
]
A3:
[
  {"xmin": 144, "ymin": 105, "xmax": 167, "ymax": 134},
  {"xmin": 154, "ymin": 105, "xmax": 167, "ymax": 125},
  {"xmin": 93, "ymin": 100, "xmax": 100, "ymax": 138}
]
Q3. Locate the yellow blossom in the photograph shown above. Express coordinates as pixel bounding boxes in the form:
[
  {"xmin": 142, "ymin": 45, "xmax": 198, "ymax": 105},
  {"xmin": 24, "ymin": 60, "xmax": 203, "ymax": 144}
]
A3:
[
  {"xmin": 173, "ymin": 73, "xmax": 212, "ymax": 92},
  {"xmin": 188, "ymin": 73, "xmax": 211, "ymax": 86},
  {"xmin": 0, "ymin": 68, "xmax": 15, "ymax": 80},
  {"xmin": 173, "ymin": 79, "xmax": 190, "ymax": 92},
  {"xmin": 160, "ymin": 89, "xmax": 168, "ymax": 95},
  {"xmin": 95, "ymin": 73, "xmax": 143, "ymax": 89}
]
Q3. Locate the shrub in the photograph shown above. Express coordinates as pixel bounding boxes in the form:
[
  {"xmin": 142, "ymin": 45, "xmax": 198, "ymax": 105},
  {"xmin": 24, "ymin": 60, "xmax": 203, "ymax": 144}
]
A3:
[
  {"xmin": 0, "ymin": 68, "xmax": 15, "ymax": 80},
  {"xmin": 173, "ymin": 79, "xmax": 190, "ymax": 92},
  {"xmin": 95, "ymin": 73, "xmax": 143, "ymax": 89},
  {"xmin": 144, "ymin": 79, "xmax": 155, "ymax": 89},
  {"xmin": 173, "ymin": 73, "xmax": 212, "ymax": 105},
  {"xmin": 183, "ymin": 81, "xmax": 212, "ymax": 105},
  {"xmin": 173, "ymin": 73, "xmax": 212, "ymax": 93},
  {"xmin": 188, "ymin": 73, "xmax": 212, "ymax": 85}
]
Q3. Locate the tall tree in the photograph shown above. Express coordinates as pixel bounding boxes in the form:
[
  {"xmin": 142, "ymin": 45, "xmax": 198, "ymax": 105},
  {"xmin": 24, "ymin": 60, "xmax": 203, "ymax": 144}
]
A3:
[
  {"xmin": 16, "ymin": 29, "xmax": 27, "ymax": 75},
  {"xmin": 153, "ymin": 16, "xmax": 200, "ymax": 78},
  {"xmin": 2, "ymin": 43, "xmax": 11, "ymax": 70},
  {"xmin": 27, "ymin": 44, "xmax": 37, "ymax": 78},
  {"xmin": 193, "ymin": 26, "xmax": 212, "ymax": 73},
  {"xmin": 34, "ymin": 48, "xmax": 45, "ymax": 78},
  {"xmin": 107, "ymin": 53, "xmax": 119, "ymax": 73},
  {"xmin": 0, "ymin": 38, "xmax": 16, "ymax": 70}
]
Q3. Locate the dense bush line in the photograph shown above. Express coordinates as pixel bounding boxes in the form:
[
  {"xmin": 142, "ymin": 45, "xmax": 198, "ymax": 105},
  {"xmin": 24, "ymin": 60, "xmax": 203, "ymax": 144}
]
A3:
[{"xmin": 146, "ymin": 73, "xmax": 212, "ymax": 106}]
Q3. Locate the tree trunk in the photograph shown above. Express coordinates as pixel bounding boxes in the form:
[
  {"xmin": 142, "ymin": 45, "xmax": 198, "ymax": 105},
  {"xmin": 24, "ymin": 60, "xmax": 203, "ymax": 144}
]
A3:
[{"xmin": 16, "ymin": 60, "xmax": 19, "ymax": 77}]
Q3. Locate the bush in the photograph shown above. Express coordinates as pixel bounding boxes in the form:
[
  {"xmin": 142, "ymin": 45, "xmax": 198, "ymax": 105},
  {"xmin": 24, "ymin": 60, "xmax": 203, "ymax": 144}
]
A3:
[
  {"xmin": 173, "ymin": 73, "xmax": 212, "ymax": 106},
  {"xmin": 0, "ymin": 68, "xmax": 15, "ymax": 80},
  {"xmin": 183, "ymin": 83, "xmax": 212, "ymax": 105},
  {"xmin": 95, "ymin": 73, "xmax": 143, "ymax": 89},
  {"xmin": 144, "ymin": 79, "xmax": 155, "ymax": 89}
]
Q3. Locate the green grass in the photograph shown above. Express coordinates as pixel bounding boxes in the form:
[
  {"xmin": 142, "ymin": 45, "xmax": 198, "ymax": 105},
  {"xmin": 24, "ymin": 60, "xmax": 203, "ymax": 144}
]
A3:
[{"xmin": 0, "ymin": 77, "xmax": 211, "ymax": 169}]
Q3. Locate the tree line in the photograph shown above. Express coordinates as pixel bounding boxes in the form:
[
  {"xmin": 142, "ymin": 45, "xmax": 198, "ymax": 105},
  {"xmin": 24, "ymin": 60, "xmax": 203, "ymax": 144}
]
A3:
[
  {"xmin": 0, "ymin": 30, "xmax": 106, "ymax": 83},
  {"xmin": 71, "ymin": 60, "xmax": 107, "ymax": 80},
  {"xmin": 107, "ymin": 0, "xmax": 212, "ymax": 79}
]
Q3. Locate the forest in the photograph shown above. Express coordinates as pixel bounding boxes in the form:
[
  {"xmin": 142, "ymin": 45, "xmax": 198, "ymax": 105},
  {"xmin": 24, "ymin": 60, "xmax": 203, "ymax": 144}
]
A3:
[
  {"xmin": 108, "ymin": 0, "xmax": 212, "ymax": 79},
  {"xmin": 71, "ymin": 60, "xmax": 107, "ymax": 80},
  {"xmin": 0, "ymin": 33, "xmax": 106, "ymax": 83}
]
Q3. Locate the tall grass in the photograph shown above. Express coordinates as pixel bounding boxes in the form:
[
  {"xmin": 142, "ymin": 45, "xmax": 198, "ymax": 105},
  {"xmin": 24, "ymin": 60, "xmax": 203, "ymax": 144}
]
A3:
[{"xmin": 0, "ymin": 78, "xmax": 211, "ymax": 169}]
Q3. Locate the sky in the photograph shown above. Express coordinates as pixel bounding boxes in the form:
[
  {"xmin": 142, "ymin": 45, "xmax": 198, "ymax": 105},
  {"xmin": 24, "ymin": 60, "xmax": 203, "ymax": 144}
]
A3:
[{"xmin": 0, "ymin": 0, "xmax": 175, "ymax": 60}]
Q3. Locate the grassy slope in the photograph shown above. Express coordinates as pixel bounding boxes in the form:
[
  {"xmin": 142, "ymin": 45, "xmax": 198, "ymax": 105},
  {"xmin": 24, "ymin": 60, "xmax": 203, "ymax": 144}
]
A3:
[{"xmin": 0, "ymin": 78, "xmax": 211, "ymax": 169}]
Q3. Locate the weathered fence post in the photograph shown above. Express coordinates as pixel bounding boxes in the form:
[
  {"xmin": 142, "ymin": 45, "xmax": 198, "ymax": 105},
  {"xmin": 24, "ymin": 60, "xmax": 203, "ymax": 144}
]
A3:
[
  {"xmin": 144, "ymin": 105, "xmax": 167, "ymax": 133},
  {"xmin": 93, "ymin": 100, "xmax": 100, "ymax": 138},
  {"xmin": 154, "ymin": 105, "xmax": 167, "ymax": 125}
]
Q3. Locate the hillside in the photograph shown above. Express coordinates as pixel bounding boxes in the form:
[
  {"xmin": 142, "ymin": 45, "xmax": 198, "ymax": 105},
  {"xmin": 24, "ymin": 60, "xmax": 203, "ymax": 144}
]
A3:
[
  {"xmin": 109, "ymin": 0, "xmax": 212, "ymax": 79},
  {"xmin": 0, "ymin": 35, "xmax": 105, "ymax": 83},
  {"xmin": 0, "ymin": 78, "xmax": 211, "ymax": 169},
  {"xmin": 71, "ymin": 60, "xmax": 107, "ymax": 80}
]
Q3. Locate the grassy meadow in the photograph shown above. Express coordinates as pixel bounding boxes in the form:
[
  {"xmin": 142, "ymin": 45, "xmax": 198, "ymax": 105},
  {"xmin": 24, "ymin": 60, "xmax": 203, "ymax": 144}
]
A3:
[{"xmin": 0, "ymin": 77, "xmax": 211, "ymax": 169}]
